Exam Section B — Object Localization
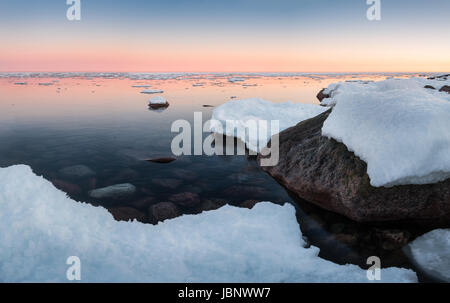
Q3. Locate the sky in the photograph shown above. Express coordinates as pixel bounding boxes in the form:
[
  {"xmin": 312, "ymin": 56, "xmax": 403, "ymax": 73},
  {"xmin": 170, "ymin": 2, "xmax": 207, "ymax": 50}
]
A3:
[{"xmin": 0, "ymin": 0, "xmax": 449, "ymax": 73}]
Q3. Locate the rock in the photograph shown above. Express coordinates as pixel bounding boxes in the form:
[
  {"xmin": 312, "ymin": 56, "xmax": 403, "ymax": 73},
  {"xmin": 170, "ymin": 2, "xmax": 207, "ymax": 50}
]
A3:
[
  {"xmin": 424, "ymin": 85, "xmax": 436, "ymax": 90},
  {"xmin": 258, "ymin": 109, "xmax": 450, "ymax": 224},
  {"xmin": 240, "ymin": 200, "xmax": 259, "ymax": 209},
  {"xmin": 149, "ymin": 202, "xmax": 180, "ymax": 222},
  {"xmin": 427, "ymin": 74, "xmax": 449, "ymax": 80},
  {"xmin": 148, "ymin": 103, "xmax": 170, "ymax": 110},
  {"xmin": 152, "ymin": 178, "xmax": 182, "ymax": 189},
  {"xmin": 171, "ymin": 169, "xmax": 197, "ymax": 181},
  {"xmin": 130, "ymin": 197, "xmax": 155, "ymax": 209},
  {"xmin": 51, "ymin": 179, "xmax": 82, "ymax": 196},
  {"xmin": 223, "ymin": 185, "xmax": 269, "ymax": 200},
  {"xmin": 145, "ymin": 157, "xmax": 176, "ymax": 164},
  {"xmin": 202, "ymin": 104, "xmax": 214, "ymax": 107},
  {"xmin": 59, "ymin": 165, "xmax": 95, "ymax": 179},
  {"xmin": 89, "ymin": 183, "xmax": 136, "ymax": 200},
  {"xmin": 169, "ymin": 192, "xmax": 201, "ymax": 208},
  {"xmin": 439, "ymin": 85, "xmax": 450, "ymax": 94},
  {"xmin": 334, "ymin": 233, "xmax": 358, "ymax": 247},
  {"xmin": 108, "ymin": 207, "xmax": 147, "ymax": 223},
  {"xmin": 375, "ymin": 229, "xmax": 411, "ymax": 251},
  {"xmin": 316, "ymin": 88, "xmax": 330, "ymax": 102},
  {"xmin": 330, "ymin": 223, "xmax": 346, "ymax": 234},
  {"xmin": 200, "ymin": 199, "xmax": 226, "ymax": 211}
]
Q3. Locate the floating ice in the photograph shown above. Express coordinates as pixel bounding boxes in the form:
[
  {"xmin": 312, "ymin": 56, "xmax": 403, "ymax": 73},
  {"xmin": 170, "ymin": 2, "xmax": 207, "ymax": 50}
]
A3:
[
  {"xmin": 140, "ymin": 89, "xmax": 164, "ymax": 94},
  {"xmin": 322, "ymin": 78, "xmax": 450, "ymax": 187},
  {"xmin": 210, "ymin": 98, "xmax": 327, "ymax": 152},
  {"xmin": 0, "ymin": 165, "xmax": 417, "ymax": 282},
  {"xmin": 228, "ymin": 77, "xmax": 245, "ymax": 83}
]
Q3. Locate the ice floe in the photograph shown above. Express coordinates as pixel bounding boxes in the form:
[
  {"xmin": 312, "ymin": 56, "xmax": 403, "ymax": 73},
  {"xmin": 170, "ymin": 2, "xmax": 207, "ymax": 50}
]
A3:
[
  {"xmin": 321, "ymin": 78, "xmax": 450, "ymax": 187},
  {"xmin": 0, "ymin": 165, "xmax": 417, "ymax": 282},
  {"xmin": 210, "ymin": 98, "xmax": 328, "ymax": 152},
  {"xmin": 140, "ymin": 89, "xmax": 164, "ymax": 94}
]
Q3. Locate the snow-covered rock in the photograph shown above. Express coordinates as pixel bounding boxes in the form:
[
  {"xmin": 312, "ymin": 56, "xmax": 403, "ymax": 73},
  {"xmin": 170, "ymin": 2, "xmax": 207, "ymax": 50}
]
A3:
[
  {"xmin": 89, "ymin": 183, "xmax": 136, "ymax": 200},
  {"xmin": 321, "ymin": 78, "xmax": 450, "ymax": 187},
  {"xmin": 210, "ymin": 98, "xmax": 328, "ymax": 152},
  {"xmin": 405, "ymin": 229, "xmax": 450, "ymax": 282},
  {"xmin": 149, "ymin": 96, "xmax": 168, "ymax": 105},
  {"xmin": 0, "ymin": 165, "xmax": 417, "ymax": 282}
]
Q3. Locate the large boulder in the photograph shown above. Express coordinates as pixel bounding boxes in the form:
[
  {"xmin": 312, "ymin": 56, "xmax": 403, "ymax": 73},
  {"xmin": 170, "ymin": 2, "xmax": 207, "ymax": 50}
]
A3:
[{"xmin": 258, "ymin": 110, "xmax": 450, "ymax": 225}]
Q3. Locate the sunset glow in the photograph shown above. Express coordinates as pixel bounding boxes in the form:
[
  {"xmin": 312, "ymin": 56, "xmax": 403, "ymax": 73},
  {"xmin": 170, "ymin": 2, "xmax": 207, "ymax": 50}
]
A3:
[{"xmin": 0, "ymin": 0, "xmax": 449, "ymax": 72}]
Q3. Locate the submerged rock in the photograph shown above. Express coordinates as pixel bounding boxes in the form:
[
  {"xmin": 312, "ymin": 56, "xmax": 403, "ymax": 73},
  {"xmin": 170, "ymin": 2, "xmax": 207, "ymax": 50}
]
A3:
[
  {"xmin": 152, "ymin": 178, "xmax": 182, "ymax": 190},
  {"xmin": 149, "ymin": 202, "xmax": 180, "ymax": 222},
  {"xmin": 51, "ymin": 179, "xmax": 82, "ymax": 196},
  {"xmin": 89, "ymin": 183, "xmax": 136, "ymax": 200},
  {"xmin": 59, "ymin": 165, "xmax": 95, "ymax": 179},
  {"xmin": 108, "ymin": 207, "xmax": 147, "ymax": 223},
  {"xmin": 258, "ymin": 110, "xmax": 450, "ymax": 224},
  {"xmin": 169, "ymin": 192, "xmax": 201, "ymax": 208}
]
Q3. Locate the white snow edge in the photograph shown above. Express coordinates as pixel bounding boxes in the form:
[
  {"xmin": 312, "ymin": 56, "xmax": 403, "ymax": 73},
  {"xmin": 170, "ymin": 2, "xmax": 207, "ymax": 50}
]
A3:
[{"xmin": 0, "ymin": 165, "xmax": 417, "ymax": 283}]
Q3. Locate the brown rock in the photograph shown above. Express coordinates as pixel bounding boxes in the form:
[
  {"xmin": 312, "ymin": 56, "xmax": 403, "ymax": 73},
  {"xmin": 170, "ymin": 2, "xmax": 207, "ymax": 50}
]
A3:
[
  {"xmin": 375, "ymin": 229, "xmax": 411, "ymax": 251},
  {"xmin": 108, "ymin": 207, "xmax": 147, "ymax": 223},
  {"xmin": 152, "ymin": 178, "xmax": 182, "ymax": 189},
  {"xmin": 240, "ymin": 200, "xmax": 259, "ymax": 209},
  {"xmin": 51, "ymin": 179, "xmax": 82, "ymax": 196},
  {"xmin": 148, "ymin": 103, "xmax": 169, "ymax": 110},
  {"xmin": 424, "ymin": 85, "xmax": 436, "ymax": 90},
  {"xmin": 258, "ymin": 109, "xmax": 450, "ymax": 224},
  {"xmin": 439, "ymin": 85, "xmax": 450, "ymax": 94},
  {"xmin": 150, "ymin": 202, "xmax": 179, "ymax": 222},
  {"xmin": 146, "ymin": 157, "xmax": 176, "ymax": 164},
  {"xmin": 316, "ymin": 88, "xmax": 330, "ymax": 102},
  {"xmin": 169, "ymin": 192, "xmax": 201, "ymax": 208},
  {"xmin": 130, "ymin": 197, "xmax": 155, "ymax": 209}
]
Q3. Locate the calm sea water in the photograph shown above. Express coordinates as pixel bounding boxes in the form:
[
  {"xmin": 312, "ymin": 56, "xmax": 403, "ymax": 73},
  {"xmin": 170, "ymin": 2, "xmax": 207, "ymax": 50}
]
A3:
[{"xmin": 0, "ymin": 72, "xmax": 432, "ymax": 280}]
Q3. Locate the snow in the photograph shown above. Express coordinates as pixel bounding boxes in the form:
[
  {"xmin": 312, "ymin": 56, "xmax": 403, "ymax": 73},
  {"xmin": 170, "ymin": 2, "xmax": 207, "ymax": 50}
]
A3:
[
  {"xmin": 149, "ymin": 96, "xmax": 168, "ymax": 105},
  {"xmin": 0, "ymin": 165, "xmax": 417, "ymax": 283},
  {"xmin": 210, "ymin": 98, "xmax": 328, "ymax": 152},
  {"xmin": 140, "ymin": 89, "xmax": 164, "ymax": 94},
  {"xmin": 321, "ymin": 78, "xmax": 450, "ymax": 187},
  {"xmin": 406, "ymin": 229, "xmax": 450, "ymax": 282}
]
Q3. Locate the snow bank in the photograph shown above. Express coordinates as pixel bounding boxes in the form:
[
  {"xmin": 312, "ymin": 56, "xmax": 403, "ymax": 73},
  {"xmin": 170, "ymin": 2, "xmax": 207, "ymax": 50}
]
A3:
[
  {"xmin": 0, "ymin": 165, "xmax": 416, "ymax": 283},
  {"xmin": 210, "ymin": 98, "xmax": 327, "ymax": 152},
  {"xmin": 322, "ymin": 78, "xmax": 450, "ymax": 187},
  {"xmin": 406, "ymin": 229, "xmax": 450, "ymax": 282},
  {"xmin": 149, "ymin": 96, "xmax": 168, "ymax": 105}
]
